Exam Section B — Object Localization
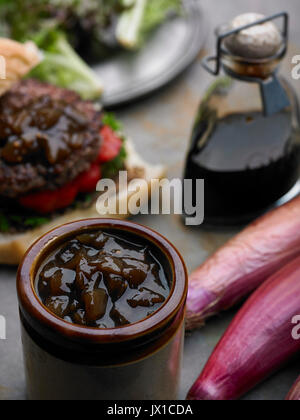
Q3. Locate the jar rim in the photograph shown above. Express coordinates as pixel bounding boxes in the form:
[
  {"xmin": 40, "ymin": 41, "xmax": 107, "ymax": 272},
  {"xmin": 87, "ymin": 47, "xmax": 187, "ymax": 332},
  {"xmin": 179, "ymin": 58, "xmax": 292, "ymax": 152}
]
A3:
[{"xmin": 17, "ymin": 219, "xmax": 188, "ymax": 348}]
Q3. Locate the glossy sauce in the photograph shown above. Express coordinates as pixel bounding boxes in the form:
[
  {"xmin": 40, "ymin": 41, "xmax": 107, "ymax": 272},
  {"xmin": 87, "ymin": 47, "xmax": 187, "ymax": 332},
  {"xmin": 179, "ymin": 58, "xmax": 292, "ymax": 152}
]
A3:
[
  {"xmin": 0, "ymin": 96, "xmax": 89, "ymax": 164},
  {"xmin": 36, "ymin": 230, "xmax": 170, "ymax": 328}
]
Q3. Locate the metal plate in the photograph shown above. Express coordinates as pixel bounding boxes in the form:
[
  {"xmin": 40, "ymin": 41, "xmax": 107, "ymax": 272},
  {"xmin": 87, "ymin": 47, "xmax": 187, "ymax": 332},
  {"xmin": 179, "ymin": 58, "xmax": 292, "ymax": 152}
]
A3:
[{"xmin": 95, "ymin": 0, "xmax": 206, "ymax": 108}]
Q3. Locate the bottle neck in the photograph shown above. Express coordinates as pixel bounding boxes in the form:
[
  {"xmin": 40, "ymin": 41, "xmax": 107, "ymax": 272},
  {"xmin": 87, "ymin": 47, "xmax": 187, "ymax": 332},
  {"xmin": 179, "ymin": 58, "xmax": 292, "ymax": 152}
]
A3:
[
  {"xmin": 220, "ymin": 48, "xmax": 285, "ymax": 81},
  {"xmin": 219, "ymin": 50, "xmax": 291, "ymax": 117}
]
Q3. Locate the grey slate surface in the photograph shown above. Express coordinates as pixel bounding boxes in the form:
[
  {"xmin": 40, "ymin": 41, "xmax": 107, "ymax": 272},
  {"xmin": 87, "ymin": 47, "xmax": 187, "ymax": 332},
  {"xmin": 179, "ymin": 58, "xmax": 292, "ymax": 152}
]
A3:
[{"xmin": 1, "ymin": 0, "xmax": 300, "ymax": 400}]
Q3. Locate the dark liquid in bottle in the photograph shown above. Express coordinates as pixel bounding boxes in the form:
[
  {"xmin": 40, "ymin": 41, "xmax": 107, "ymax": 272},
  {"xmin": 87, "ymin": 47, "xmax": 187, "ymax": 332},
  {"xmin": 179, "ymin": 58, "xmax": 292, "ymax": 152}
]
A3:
[{"xmin": 184, "ymin": 111, "xmax": 300, "ymax": 227}]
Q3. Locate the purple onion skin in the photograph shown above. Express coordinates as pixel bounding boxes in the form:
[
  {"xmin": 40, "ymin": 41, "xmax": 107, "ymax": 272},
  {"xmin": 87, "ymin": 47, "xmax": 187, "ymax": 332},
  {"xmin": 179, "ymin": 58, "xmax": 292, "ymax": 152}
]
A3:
[
  {"xmin": 187, "ymin": 256, "xmax": 300, "ymax": 401},
  {"xmin": 286, "ymin": 376, "xmax": 300, "ymax": 400},
  {"xmin": 186, "ymin": 195, "xmax": 300, "ymax": 331}
]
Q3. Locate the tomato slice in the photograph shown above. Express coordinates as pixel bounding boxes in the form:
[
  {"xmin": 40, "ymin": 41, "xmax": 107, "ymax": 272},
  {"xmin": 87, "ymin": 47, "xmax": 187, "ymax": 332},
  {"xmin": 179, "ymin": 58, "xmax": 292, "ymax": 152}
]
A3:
[
  {"xmin": 19, "ymin": 164, "xmax": 102, "ymax": 214},
  {"xmin": 76, "ymin": 163, "xmax": 102, "ymax": 193},
  {"xmin": 19, "ymin": 125, "xmax": 122, "ymax": 214},
  {"xmin": 19, "ymin": 191, "xmax": 57, "ymax": 215},
  {"xmin": 57, "ymin": 183, "xmax": 78, "ymax": 210},
  {"xmin": 98, "ymin": 125, "xmax": 122, "ymax": 163},
  {"xmin": 19, "ymin": 183, "xmax": 78, "ymax": 215}
]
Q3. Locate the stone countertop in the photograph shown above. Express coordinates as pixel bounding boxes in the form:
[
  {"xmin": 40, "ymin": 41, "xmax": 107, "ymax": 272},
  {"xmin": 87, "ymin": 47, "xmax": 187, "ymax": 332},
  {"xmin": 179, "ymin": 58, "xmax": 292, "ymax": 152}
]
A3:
[{"xmin": 1, "ymin": 0, "xmax": 300, "ymax": 400}]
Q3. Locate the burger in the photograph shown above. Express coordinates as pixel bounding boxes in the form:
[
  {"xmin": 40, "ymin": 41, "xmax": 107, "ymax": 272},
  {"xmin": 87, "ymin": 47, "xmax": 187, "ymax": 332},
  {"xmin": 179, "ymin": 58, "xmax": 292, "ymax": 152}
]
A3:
[{"xmin": 0, "ymin": 39, "xmax": 164, "ymax": 264}]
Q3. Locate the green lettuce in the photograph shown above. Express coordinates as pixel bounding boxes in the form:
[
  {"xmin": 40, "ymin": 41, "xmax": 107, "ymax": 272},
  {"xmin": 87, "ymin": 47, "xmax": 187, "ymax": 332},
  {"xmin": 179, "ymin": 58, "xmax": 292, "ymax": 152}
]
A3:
[
  {"xmin": 0, "ymin": 0, "xmax": 181, "ymax": 98},
  {"xmin": 102, "ymin": 142, "xmax": 127, "ymax": 179},
  {"xmin": 30, "ymin": 30, "xmax": 103, "ymax": 100},
  {"xmin": 102, "ymin": 113, "xmax": 123, "ymax": 132},
  {"xmin": 102, "ymin": 113, "xmax": 127, "ymax": 178},
  {"xmin": 0, "ymin": 212, "xmax": 50, "ymax": 233},
  {"xmin": 0, "ymin": 0, "xmax": 104, "ymax": 99},
  {"xmin": 116, "ymin": 0, "xmax": 182, "ymax": 49}
]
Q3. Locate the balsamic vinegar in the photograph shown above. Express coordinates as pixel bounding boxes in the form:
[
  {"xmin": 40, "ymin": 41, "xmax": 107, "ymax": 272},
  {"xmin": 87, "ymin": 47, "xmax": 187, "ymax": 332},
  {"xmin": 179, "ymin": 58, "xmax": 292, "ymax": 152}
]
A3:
[{"xmin": 185, "ymin": 110, "xmax": 300, "ymax": 227}]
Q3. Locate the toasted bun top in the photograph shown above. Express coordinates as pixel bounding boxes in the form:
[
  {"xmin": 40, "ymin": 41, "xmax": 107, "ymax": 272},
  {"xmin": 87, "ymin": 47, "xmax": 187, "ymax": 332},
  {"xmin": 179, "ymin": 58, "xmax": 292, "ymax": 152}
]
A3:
[{"xmin": 0, "ymin": 38, "xmax": 41, "ymax": 96}]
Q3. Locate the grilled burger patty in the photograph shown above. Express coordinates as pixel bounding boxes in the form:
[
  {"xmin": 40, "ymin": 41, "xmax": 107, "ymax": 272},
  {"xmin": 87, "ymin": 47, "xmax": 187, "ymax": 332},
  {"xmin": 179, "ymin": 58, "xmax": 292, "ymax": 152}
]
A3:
[{"xmin": 0, "ymin": 79, "xmax": 102, "ymax": 198}]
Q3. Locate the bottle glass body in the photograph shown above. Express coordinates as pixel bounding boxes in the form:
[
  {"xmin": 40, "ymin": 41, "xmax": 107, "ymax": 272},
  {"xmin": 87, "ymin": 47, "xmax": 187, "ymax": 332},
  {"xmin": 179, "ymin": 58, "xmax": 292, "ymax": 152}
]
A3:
[{"xmin": 184, "ymin": 75, "xmax": 300, "ymax": 227}]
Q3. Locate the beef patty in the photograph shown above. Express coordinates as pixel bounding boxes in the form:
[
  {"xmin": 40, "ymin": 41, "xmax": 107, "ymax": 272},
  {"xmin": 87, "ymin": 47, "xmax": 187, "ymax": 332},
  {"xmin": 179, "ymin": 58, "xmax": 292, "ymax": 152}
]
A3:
[{"xmin": 0, "ymin": 79, "xmax": 102, "ymax": 198}]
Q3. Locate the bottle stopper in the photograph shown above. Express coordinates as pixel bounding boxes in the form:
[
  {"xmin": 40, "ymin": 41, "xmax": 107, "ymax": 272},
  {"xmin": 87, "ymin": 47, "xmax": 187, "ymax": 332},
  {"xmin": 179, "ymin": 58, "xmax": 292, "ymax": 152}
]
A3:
[{"xmin": 224, "ymin": 13, "xmax": 283, "ymax": 59}]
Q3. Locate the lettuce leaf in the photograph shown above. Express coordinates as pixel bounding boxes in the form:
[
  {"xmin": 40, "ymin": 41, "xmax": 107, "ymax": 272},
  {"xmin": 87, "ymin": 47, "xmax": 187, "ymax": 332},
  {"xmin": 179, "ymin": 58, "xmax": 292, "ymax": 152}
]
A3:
[
  {"xmin": 102, "ymin": 142, "xmax": 127, "ymax": 179},
  {"xmin": 141, "ymin": 0, "xmax": 182, "ymax": 37},
  {"xmin": 0, "ymin": 213, "xmax": 9, "ymax": 233},
  {"xmin": 0, "ymin": 211, "xmax": 50, "ymax": 233},
  {"xmin": 0, "ymin": 1, "xmax": 103, "ymax": 99},
  {"xmin": 102, "ymin": 113, "xmax": 123, "ymax": 132},
  {"xmin": 102, "ymin": 113, "xmax": 127, "ymax": 178},
  {"xmin": 30, "ymin": 30, "xmax": 103, "ymax": 100},
  {"xmin": 116, "ymin": 0, "xmax": 182, "ymax": 49}
]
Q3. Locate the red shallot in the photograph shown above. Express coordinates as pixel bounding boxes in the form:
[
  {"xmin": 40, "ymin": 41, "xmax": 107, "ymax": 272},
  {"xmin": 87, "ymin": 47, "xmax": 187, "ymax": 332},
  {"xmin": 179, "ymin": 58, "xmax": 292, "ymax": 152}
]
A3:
[
  {"xmin": 286, "ymin": 376, "xmax": 300, "ymax": 400},
  {"xmin": 186, "ymin": 195, "xmax": 300, "ymax": 330},
  {"xmin": 187, "ymin": 256, "xmax": 300, "ymax": 400}
]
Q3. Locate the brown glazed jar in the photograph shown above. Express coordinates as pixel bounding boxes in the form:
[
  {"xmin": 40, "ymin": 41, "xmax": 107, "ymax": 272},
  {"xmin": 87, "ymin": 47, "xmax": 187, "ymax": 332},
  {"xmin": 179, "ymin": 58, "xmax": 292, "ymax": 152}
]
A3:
[{"xmin": 17, "ymin": 219, "xmax": 188, "ymax": 401}]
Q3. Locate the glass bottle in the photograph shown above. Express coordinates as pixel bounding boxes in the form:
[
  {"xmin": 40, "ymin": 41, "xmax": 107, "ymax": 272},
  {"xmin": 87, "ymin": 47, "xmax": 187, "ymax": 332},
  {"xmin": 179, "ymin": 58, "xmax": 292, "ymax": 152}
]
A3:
[{"xmin": 184, "ymin": 13, "xmax": 300, "ymax": 228}]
